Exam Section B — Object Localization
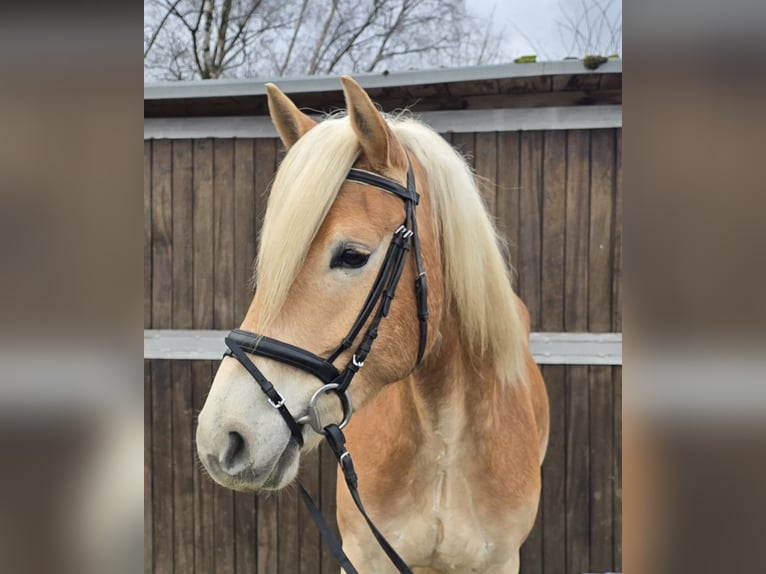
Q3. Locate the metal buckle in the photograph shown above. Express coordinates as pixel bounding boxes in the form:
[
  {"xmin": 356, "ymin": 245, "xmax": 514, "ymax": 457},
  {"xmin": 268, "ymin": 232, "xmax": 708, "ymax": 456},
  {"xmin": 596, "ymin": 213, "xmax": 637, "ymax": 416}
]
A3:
[
  {"xmin": 352, "ymin": 354, "xmax": 364, "ymax": 368},
  {"xmin": 395, "ymin": 225, "xmax": 414, "ymax": 239},
  {"xmin": 268, "ymin": 392, "xmax": 285, "ymax": 409},
  {"xmin": 296, "ymin": 383, "xmax": 353, "ymax": 435}
]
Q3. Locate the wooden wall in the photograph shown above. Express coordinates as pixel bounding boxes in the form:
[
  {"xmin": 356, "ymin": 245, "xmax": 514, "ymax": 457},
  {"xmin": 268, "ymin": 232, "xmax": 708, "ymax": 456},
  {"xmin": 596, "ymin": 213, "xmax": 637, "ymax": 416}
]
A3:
[{"xmin": 144, "ymin": 128, "xmax": 622, "ymax": 574}]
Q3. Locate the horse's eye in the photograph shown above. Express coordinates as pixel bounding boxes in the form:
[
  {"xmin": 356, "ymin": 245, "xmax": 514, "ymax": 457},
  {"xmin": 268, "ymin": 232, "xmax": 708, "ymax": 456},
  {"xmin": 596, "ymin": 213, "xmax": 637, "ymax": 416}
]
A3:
[{"xmin": 332, "ymin": 248, "xmax": 370, "ymax": 269}]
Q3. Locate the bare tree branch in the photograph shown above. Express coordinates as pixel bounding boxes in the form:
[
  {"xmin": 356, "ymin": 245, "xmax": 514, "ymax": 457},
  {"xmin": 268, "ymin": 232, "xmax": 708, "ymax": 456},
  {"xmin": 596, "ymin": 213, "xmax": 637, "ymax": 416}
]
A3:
[
  {"xmin": 212, "ymin": 0, "xmax": 234, "ymax": 73},
  {"xmin": 308, "ymin": 0, "xmax": 340, "ymax": 75},
  {"xmin": 279, "ymin": 0, "xmax": 309, "ymax": 75},
  {"xmin": 365, "ymin": 0, "xmax": 409, "ymax": 72},
  {"xmin": 145, "ymin": 0, "xmax": 518, "ymax": 81},
  {"xmin": 325, "ymin": 1, "xmax": 384, "ymax": 73},
  {"xmin": 144, "ymin": 0, "xmax": 185, "ymax": 58}
]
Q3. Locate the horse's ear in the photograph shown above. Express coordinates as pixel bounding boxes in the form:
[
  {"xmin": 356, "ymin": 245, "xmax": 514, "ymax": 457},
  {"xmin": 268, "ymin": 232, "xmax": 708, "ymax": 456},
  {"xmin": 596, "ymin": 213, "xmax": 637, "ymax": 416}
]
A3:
[
  {"xmin": 265, "ymin": 83, "xmax": 317, "ymax": 149},
  {"xmin": 341, "ymin": 75, "xmax": 404, "ymax": 170}
]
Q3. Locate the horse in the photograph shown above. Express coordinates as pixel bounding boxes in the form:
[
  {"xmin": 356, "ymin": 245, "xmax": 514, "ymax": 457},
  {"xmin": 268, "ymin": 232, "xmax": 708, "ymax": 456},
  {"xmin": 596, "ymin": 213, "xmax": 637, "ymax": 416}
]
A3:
[{"xmin": 196, "ymin": 76, "xmax": 549, "ymax": 573}]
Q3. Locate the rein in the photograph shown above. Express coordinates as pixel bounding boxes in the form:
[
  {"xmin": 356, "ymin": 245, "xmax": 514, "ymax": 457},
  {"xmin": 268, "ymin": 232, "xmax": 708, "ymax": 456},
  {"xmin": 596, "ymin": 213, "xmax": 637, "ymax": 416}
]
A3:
[{"xmin": 223, "ymin": 162, "xmax": 428, "ymax": 574}]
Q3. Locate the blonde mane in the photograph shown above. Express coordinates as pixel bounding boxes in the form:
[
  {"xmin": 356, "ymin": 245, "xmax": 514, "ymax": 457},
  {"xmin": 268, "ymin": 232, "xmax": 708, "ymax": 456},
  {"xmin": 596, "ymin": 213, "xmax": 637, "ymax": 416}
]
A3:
[{"xmin": 255, "ymin": 114, "xmax": 526, "ymax": 385}]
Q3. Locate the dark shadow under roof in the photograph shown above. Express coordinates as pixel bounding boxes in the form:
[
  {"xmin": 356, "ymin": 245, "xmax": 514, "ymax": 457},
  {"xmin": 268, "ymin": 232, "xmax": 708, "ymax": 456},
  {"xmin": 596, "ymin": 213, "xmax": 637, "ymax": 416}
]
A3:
[{"xmin": 144, "ymin": 60, "xmax": 621, "ymax": 118}]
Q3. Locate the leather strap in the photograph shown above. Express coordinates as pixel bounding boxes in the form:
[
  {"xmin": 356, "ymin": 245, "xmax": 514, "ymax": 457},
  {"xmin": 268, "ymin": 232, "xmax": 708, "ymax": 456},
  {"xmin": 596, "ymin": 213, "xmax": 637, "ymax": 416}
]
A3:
[
  {"xmin": 298, "ymin": 481, "xmax": 359, "ymax": 573},
  {"xmin": 226, "ymin": 329, "xmax": 340, "ymax": 384},
  {"xmin": 323, "ymin": 424, "xmax": 413, "ymax": 573},
  {"xmin": 224, "ymin": 334, "xmax": 305, "ymax": 447},
  {"xmin": 337, "ymin": 228, "xmax": 410, "ymax": 394},
  {"xmin": 327, "ymin": 236, "xmax": 400, "ymax": 364},
  {"xmin": 347, "ymin": 168, "xmax": 419, "ymax": 204}
]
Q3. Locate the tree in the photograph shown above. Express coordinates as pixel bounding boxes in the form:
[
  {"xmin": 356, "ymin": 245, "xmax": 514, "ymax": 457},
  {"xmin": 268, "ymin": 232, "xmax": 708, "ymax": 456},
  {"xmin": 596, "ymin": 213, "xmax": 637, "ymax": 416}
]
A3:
[
  {"xmin": 144, "ymin": 0, "xmax": 507, "ymax": 81},
  {"xmin": 557, "ymin": 0, "xmax": 622, "ymax": 57}
]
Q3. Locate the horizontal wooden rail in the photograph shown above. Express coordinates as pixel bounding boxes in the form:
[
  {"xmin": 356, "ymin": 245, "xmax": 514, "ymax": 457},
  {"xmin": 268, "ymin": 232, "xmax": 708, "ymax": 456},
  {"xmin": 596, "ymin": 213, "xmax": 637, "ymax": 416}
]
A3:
[
  {"xmin": 144, "ymin": 106, "xmax": 622, "ymax": 139},
  {"xmin": 144, "ymin": 329, "xmax": 622, "ymax": 365}
]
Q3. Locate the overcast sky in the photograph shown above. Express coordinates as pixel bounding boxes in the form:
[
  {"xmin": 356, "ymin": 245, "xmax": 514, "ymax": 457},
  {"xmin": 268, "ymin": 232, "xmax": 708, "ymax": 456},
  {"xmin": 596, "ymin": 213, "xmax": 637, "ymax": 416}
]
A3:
[{"xmin": 469, "ymin": 0, "xmax": 622, "ymax": 60}]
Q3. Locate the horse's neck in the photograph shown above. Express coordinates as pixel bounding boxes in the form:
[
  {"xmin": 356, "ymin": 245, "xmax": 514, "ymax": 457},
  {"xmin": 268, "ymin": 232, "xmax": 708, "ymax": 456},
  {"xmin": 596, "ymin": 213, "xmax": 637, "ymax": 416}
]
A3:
[{"xmin": 403, "ymin": 314, "xmax": 500, "ymax": 445}]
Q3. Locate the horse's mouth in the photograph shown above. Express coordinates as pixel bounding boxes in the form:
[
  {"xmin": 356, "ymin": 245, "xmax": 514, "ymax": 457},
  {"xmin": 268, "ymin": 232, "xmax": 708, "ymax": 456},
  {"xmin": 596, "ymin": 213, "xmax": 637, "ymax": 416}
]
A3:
[
  {"xmin": 258, "ymin": 438, "xmax": 301, "ymax": 491},
  {"xmin": 204, "ymin": 437, "xmax": 301, "ymax": 493}
]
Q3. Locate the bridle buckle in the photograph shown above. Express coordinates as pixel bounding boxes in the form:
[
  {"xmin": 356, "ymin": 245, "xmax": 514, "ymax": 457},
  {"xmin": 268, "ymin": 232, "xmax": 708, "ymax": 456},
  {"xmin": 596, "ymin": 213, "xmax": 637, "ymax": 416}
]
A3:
[{"xmin": 268, "ymin": 391, "xmax": 286, "ymax": 409}]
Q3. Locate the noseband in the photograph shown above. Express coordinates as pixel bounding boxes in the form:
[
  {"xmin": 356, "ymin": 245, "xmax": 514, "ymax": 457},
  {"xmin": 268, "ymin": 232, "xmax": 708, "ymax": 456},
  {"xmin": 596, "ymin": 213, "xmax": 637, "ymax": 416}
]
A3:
[{"xmin": 223, "ymin": 161, "xmax": 427, "ymax": 574}]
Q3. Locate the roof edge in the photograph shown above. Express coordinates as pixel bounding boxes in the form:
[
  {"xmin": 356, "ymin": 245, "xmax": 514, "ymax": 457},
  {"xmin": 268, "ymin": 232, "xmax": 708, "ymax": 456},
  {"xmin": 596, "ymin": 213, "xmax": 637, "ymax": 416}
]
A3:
[{"xmin": 144, "ymin": 59, "xmax": 622, "ymax": 101}]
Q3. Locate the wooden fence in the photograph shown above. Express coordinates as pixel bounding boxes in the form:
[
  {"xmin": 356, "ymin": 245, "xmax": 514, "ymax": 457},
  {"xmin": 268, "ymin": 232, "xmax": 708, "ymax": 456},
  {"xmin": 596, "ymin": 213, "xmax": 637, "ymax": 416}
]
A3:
[{"xmin": 145, "ymin": 128, "xmax": 622, "ymax": 573}]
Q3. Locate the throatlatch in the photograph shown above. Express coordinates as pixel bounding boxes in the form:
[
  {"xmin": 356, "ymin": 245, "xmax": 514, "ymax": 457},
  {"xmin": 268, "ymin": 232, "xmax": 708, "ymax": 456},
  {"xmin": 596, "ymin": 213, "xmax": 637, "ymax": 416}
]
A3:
[{"xmin": 223, "ymin": 160, "xmax": 428, "ymax": 574}]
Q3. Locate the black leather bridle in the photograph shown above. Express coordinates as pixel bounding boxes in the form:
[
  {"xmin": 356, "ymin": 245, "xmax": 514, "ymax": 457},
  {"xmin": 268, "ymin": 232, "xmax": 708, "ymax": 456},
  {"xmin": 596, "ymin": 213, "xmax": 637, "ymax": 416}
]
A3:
[{"xmin": 223, "ymin": 162, "xmax": 428, "ymax": 574}]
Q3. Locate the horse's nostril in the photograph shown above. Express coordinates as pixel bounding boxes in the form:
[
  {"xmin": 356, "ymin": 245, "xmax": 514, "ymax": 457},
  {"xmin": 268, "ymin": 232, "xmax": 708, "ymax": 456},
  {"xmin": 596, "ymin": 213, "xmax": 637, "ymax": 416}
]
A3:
[{"xmin": 221, "ymin": 431, "xmax": 248, "ymax": 474}]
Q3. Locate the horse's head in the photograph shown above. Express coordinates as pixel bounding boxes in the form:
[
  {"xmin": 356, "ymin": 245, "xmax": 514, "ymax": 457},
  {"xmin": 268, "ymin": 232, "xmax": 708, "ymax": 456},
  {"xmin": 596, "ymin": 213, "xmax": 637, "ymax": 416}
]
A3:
[{"xmin": 196, "ymin": 77, "xmax": 443, "ymax": 491}]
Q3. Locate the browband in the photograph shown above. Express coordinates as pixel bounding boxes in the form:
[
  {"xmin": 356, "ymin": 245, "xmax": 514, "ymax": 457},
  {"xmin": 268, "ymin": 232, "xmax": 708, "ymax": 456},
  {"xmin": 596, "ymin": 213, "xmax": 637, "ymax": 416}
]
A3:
[{"xmin": 347, "ymin": 168, "xmax": 419, "ymax": 205}]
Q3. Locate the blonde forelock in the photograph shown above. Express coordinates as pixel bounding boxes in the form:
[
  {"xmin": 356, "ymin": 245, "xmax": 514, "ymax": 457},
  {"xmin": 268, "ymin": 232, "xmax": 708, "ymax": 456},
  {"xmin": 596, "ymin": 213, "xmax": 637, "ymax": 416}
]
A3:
[{"xmin": 255, "ymin": 116, "xmax": 359, "ymax": 327}]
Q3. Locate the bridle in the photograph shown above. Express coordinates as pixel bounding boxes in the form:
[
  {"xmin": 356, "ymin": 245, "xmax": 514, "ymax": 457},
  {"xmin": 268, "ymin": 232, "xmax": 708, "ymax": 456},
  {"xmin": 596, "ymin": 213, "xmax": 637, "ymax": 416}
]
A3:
[{"xmin": 223, "ymin": 160, "xmax": 428, "ymax": 574}]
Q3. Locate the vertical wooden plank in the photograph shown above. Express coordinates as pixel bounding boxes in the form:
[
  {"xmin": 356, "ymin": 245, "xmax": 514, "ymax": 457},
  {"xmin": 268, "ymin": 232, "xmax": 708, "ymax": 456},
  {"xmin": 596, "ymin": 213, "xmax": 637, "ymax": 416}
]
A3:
[
  {"xmin": 255, "ymin": 138, "xmax": 279, "ymax": 574},
  {"xmin": 588, "ymin": 129, "xmax": 616, "ymax": 572},
  {"xmin": 564, "ymin": 129, "xmax": 591, "ymax": 574},
  {"xmin": 144, "ymin": 141, "xmax": 152, "ymax": 329},
  {"xmin": 613, "ymin": 367, "xmax": 622, "ymax": 571},
  {"xmin": 192, "ymin": 140, "xmax": 215, "ymax": 573},
  {"xmin": 588, "ymin": 129, "xmax": 615, "ymax": 332},
  {"xmin": 151, "ymin": 140, "xmax": 173, "ymax": 574},
  {"xmin": 171, "ymin": 140, "xmax": 194, "ymax": 573},
  {"xmin": 145, "ymin": 362, "xmax": 153, "ymax": 574},
  {"xmin": 519, "ymin": 131, "xmax": 543, "ymax": 331},
  {"xmin": 254, "ymin": 139, "xmax": 277, "ymax": 257},
  {"xmin": 539, "ymin": 130, "xmax": 566, "ymax": 574},
  {"xmin": 171, "ymin": 360, "xmax": 194, "ymax": 574},
  {"xmin": 278, "ymin": 485, "xmax": 300, "ymax": 572},
  {"xmin": 213, "ymin": 140, "xmax": 236, "ymax": 573},
  {"xmin": 474, "ymin": 132, "xmax": 498, "ymax": 218},
  {"xmin": 496, "ymin": 132, "xmax": 521, "ymax": 291},
  {"xmin": 152, "ymin": 360, "xmax": 174, "ymax": 574},
  {"xmin": 612, "ymin": 130, "xmax": 622, "ymax": 332},
  {"xmin": 172, "ymin": 140, "xmax": 194, "ymax": 329},
  {"xmin": 541, "ymin": 131, "xmax": 566, "ymax": 331},
  {"xmin": 298, "ymin": 450, "xmax": 321, "ymax": 574},
  {"xmin": 319, "ymin": 444, "xmax": 339, "ymax": 574},
  {"xmin": 565, "ymin": 365, "xmax": 590, "ymax": 574},
  {"xmin": 541, "ymin": 365, "xmax": 566, "ymax": 574},
  {"xmin": 151, "ymin": 140, "xmax": 173, "ymax": 329},
  {"xmin": 564, "ymin": 130, "xmax": 590, "ymax": 332},
  {"xmin": 257, "ymin": 491, "xmax": 279, "ymax": 574},
  {"xmin": 588, "ymin": 365, "xmax": 613, "ymax": 572},
  {"xmin": 234, "ymin": 139, "xmax": 256, "ymax": 321},
  {"xmin": 194, "ymin": 139, "xmax": 215, "ymax": 330},
  {"xmin": 214, "ymin": 139, "xmax": 236, "ymax": 330},
  {"xmin": 235, "ymin": 493, "xmax": 257, "ymax": 574}
]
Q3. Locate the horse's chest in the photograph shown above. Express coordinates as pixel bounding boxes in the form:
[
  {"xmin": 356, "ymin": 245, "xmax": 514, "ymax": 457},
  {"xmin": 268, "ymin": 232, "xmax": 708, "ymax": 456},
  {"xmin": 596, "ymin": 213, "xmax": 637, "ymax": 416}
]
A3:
[{"xmin": 380, "ymin": 447, "xmax": 507, "ymax": 570}]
